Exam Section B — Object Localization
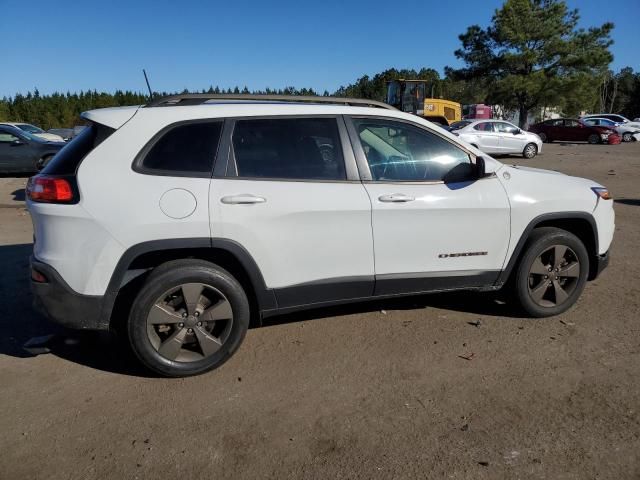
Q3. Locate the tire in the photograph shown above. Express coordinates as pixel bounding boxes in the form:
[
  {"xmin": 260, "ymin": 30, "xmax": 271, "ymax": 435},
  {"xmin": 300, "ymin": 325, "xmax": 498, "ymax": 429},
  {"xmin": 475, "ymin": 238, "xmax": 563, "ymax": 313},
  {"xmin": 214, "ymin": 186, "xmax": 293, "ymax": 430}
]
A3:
[
  {"xmin": 127, "ymin": 259, "xmax": 250, "ymax": 377},
  {"xmin": 538, "ymin": 132, "xmax": 547, "ymax": 143},
  {"xmin": 587, "ymin": 134, "xmax": 600, "ymax": 145},
  {"xmin": 622, "ymin": 132, "xmax": 633, "ymax": 142},
  {"xmin": 522, "ymin": 143, "xmax": 538, "ymax": 159},
  {"xmin": 513, "ymin": 227, "xmax": 589, "ymax": 318}
]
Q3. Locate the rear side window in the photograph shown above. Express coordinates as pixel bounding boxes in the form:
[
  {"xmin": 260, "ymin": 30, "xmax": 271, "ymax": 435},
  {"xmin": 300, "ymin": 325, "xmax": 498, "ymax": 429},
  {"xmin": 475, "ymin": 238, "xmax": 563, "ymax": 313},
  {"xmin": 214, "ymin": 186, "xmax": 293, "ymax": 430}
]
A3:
[
  {"xmin": 473, "ymin": 122, "xmax": 494, "ymax": 132},
  {"xmin": 232, "ymin": 118, "xmax": 346, "ymax": 180},
  {"xmin": 140, "ymin": 121, "xmax": 222, "ymax": 175},
  {"xmin": 41, "ymin": 123, "xmax": 115, "ymax": 175}
]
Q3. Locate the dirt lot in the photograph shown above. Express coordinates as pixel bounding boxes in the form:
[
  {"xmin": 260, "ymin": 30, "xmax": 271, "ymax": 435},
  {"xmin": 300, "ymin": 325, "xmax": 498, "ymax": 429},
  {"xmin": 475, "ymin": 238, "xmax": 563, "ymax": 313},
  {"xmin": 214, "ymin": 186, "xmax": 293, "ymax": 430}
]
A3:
[{"xmin": 1, "ymin": 142, "xmax": 639, "ymax": 479}]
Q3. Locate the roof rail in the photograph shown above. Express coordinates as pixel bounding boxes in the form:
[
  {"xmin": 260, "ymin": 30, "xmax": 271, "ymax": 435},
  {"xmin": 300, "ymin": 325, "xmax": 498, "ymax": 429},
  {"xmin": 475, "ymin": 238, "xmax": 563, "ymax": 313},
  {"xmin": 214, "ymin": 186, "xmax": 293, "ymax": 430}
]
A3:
[{"xmin": 145, "ymin": 93, "xmax": 396, "ymax": 110}]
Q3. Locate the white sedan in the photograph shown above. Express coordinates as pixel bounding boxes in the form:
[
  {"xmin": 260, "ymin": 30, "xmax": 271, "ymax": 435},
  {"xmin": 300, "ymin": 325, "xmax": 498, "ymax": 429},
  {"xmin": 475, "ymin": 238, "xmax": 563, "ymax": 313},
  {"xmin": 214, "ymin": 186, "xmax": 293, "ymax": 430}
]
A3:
[
  {"xmin": 449, "ymin": 119, "xmax": 543, "ymax": 158},
  {"xmin": 581, "ymin": 117, "xmax": 640, "ymax": 142}
]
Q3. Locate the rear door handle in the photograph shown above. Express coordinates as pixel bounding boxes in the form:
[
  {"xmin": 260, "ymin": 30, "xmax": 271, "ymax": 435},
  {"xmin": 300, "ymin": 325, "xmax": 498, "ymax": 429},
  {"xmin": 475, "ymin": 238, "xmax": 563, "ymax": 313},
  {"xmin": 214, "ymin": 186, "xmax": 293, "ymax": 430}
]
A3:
[
  {"xmin": 378, "ymin": 193, "xmax": 415, "ymax": 203},
  {"xmin": 220, "ymin": 194, "xmax": 266, "ymax": 205}
]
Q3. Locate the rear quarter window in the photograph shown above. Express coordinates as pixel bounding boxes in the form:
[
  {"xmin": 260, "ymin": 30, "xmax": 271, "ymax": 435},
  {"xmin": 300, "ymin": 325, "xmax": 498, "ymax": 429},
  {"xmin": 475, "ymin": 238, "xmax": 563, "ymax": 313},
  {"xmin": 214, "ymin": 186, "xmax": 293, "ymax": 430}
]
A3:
[
  {"xmin": 41, "ymin": 123, "xmax": 115, "ymax": 175},
  {"xmin": 136, "ymin": 121, "xmax": 223, "ymax": 176}
]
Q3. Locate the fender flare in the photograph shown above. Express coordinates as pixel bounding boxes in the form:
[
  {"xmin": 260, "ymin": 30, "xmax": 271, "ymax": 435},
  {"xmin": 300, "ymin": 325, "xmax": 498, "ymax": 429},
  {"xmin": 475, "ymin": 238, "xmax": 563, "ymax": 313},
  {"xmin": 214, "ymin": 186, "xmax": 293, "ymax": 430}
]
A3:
[
  {"xmin": 99, "ymin": 238, "xmax": 277, "ymax": 328},
  {"xmin": 495, "ymin": 211, "xmax": 598, "ymax": 285}
]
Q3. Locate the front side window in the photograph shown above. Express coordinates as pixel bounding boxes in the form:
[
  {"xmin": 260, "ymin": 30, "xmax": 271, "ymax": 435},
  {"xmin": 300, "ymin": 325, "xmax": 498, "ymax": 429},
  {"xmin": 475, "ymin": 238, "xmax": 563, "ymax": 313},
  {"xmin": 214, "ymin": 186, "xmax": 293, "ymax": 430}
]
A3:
[
  {"xmin": 449, "ymin": 121, "xmax": 471, "ymax": 131},
  {"xmin": 353, "ymin": 118, "xmax": 473, "ymax": 182},
  {"xmin": 141, "ymin": 121, "xmax": 222, "ymax": 175},
  {"xmin": 495, "ymin": 122, "xmax": 519, "ymax": 134},
  {"xmin": 232, "ymin": 118, "xmax": 345, "ymax": 180},
  {"xmin": 564, "ymin": 120, "xmax": 580, "ymax": 127}
]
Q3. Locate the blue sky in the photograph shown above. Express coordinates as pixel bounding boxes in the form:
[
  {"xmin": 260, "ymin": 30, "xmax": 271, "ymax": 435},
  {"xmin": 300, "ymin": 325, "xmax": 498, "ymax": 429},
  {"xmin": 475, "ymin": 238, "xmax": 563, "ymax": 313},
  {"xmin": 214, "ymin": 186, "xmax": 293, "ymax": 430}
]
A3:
[{"xmin": 1, "ymin": 0, "xmax": 638, "ymax": 97}]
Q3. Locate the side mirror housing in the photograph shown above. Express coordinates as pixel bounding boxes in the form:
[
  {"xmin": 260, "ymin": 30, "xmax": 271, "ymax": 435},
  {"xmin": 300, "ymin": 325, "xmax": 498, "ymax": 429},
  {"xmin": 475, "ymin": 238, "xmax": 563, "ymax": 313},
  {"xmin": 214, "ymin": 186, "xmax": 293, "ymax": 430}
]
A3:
[
  {"xmin": 476, "ymin": 156, "xmax": 487, "ymax": 178},
  {"xmin": 11, "ymin": 139, "xmax": 24, "ymax": 146},
  {"xmin": 513, "ymin": 129, "xmax": 522, "ymax": 135}
]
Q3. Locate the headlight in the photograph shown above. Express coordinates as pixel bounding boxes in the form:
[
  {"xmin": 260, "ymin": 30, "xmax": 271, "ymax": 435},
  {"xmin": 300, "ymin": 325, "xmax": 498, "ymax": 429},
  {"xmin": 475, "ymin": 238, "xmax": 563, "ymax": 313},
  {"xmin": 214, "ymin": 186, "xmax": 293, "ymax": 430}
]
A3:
[
  {"xmin": 600, "ymin": 133, "xmax": 610, "ymax": 140},
  {"xmin": 591, "ymin": 187, "xmax": 612, "ymax": 200}
]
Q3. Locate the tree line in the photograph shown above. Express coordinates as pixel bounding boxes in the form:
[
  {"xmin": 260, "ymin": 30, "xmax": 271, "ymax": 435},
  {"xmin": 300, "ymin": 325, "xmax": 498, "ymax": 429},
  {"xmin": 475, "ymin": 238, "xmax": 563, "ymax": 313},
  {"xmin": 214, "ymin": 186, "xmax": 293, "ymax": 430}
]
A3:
[{"xmin": 1, "ymin": 0, "xmax": 638, "ymax": 129}]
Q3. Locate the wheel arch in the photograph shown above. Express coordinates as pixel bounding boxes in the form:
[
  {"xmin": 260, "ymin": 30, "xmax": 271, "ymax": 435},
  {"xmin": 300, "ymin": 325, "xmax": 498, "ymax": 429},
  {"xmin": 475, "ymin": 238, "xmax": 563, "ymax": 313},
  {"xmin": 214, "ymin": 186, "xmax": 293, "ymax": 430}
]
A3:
[
  {"xmin": 102, "ymin": 238, "xmax": 276, "ymax": 332},
  {"xmin": 497, "ymin": 212, "xmax": 600, "ymax": 286}
]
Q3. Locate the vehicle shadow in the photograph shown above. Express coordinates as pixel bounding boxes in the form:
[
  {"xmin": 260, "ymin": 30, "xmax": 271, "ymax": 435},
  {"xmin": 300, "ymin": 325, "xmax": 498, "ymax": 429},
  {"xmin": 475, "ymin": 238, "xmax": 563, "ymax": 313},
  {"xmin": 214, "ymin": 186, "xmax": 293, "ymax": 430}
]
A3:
[
  {"xmin": 0, "ymin": 243, "xmax": 150, "ymax": 377},
  {"xmin": 11, "ymin": 189, "xmax": 25, "ymax": 202},
  {"xmin": 614, "ymin": 198, "xmax": 640, "ymax": 207},
  {"xmin": 1, "ymin": 242, "xmax": 523, "ymax": 377}
]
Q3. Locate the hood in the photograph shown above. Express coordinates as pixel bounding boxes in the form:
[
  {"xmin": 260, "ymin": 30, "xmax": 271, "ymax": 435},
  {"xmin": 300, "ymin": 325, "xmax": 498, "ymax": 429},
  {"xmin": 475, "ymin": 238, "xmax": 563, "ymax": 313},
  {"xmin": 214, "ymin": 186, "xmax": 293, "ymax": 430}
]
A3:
[
  {"xmin": 34, "ymin": 132, "xmax": 65, "ymax": 142},
  {"xmin": 507, "ymin": 165, "xmax": 565, "ymax": 176}
]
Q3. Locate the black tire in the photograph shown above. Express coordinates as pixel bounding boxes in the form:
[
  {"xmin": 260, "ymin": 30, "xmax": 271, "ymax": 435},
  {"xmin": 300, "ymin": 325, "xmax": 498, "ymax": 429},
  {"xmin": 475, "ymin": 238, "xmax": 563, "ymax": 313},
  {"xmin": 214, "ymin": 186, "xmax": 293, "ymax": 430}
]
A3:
[
  {"xmin": 127, "ymin": 259, "xmax": 250, "ymax": 377},
  {"xmin": 513, "ymin": 227, "xmax": 589, "ymax": 318},
  {"xmin": 622, "ymin": 132, "xmax": 633, "ymax": 142},
  {"xmin": 522, "ymin": 143, "xmax": 538, "ymax": 159},
  {"xmin": 537, "ymin": 132, "xmax": 548, "ymax": 143},
  {"xmin": 587, "ymin": 134, "xmax": 600, "ymax": 145}
]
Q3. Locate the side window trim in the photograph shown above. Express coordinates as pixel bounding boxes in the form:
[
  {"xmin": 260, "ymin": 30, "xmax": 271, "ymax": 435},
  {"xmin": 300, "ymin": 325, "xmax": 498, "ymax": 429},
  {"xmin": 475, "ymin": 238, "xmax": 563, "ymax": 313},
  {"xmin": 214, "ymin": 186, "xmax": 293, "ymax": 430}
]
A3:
[
  {"xmin": 222, "ymin": 115, "xmax": 359, "ymax": 183},
  {"xmin": 133, "ymin": 119, "xmax": 224, "ymax": 178},
  {"xmin": 344, "ymin": 115, "xmax": 477, "ymax": 184}
]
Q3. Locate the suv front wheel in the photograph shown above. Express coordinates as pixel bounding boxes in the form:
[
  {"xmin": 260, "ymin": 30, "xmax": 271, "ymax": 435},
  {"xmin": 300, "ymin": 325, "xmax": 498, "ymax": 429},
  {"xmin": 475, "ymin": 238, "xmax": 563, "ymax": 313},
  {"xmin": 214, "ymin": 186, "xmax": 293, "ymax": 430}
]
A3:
[
  {"xmin": 514, "ymin": 227, "xmax": 589, "ymax": 317},
  {"xmin": 128, "ymin": 259, "xmax": 250, "ymax": 377}
]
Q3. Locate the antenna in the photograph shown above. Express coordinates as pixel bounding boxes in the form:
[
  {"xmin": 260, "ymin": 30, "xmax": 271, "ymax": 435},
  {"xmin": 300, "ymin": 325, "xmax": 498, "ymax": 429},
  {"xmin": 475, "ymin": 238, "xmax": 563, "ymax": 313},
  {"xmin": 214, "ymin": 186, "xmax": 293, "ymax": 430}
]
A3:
[{"xmin": 143, "ymin": 69, "xmax": 153, "ymax": 100}]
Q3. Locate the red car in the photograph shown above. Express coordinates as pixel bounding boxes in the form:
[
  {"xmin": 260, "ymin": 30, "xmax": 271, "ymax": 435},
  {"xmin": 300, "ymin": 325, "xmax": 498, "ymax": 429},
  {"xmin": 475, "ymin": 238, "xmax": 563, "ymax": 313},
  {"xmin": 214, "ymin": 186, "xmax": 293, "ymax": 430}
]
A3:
[{"xmin": 529, "ymin": 118, "xmax": 620, "ymax": 144}]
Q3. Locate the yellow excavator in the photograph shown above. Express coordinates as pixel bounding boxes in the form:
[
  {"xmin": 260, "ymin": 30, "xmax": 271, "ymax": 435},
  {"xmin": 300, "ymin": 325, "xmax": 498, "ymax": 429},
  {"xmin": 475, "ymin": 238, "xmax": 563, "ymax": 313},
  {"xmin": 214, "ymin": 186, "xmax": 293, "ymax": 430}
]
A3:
[{"xmin": 386, "ymin": 79, "xmax": 461, "ymax": 126}]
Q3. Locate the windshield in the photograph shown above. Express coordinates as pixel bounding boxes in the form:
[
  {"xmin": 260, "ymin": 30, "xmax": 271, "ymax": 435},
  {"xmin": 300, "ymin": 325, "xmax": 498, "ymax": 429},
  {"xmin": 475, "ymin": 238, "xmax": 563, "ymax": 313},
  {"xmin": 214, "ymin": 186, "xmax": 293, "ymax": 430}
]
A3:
[
  {"xmin": 17, "ymin": 123, "xmax": 45, "ymax": 134},
  {"xmin": 449, "ymin": 121, "xmax": 471, "ymax": 131}
]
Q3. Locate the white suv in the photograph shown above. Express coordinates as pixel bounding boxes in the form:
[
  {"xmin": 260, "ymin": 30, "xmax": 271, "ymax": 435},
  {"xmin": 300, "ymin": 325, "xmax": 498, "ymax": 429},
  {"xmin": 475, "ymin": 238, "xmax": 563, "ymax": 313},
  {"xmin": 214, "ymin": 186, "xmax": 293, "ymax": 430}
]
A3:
[{"xmin": 26, "ymin": 94, "xmax": 614, "ymax": 377}]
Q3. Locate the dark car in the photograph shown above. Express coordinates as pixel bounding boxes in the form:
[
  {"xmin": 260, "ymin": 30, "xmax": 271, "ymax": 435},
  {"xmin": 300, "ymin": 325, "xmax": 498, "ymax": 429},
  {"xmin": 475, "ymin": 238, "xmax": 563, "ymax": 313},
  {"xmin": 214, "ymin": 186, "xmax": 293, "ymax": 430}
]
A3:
[
  {"xmin": 528, "ymin": 118, "xmax": 619, "ymax": 144},
  {"xmin": 0, "ymin": 125, "xmax": 65, "ymax": 173}
]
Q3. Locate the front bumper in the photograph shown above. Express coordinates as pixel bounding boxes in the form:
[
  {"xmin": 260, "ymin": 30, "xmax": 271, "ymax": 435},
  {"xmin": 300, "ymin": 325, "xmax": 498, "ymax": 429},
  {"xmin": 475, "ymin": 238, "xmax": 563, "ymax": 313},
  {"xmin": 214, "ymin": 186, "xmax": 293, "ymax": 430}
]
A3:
[
  {"xmin": 30, "ymin": 257, "xmax": 109, "ymax": 330},
  {"xmin": 589, "ymin": 250, "xmax": 610, "ymax": 280}
]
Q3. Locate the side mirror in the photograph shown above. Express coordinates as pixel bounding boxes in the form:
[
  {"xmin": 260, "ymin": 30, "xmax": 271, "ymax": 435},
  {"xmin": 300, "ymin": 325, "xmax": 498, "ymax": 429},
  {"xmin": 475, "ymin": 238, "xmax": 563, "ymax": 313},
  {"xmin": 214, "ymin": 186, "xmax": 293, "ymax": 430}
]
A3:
[
  {"xmin": 11, "ymin": 139, "xmax": 25, "ymax": 146},
  {"xmin": 476, "ymin": 156, "xmax": 486, "ymax": 178},
  {"xmin": 513, "ymin": 129, "xmax": 521, "ymax": 135}
]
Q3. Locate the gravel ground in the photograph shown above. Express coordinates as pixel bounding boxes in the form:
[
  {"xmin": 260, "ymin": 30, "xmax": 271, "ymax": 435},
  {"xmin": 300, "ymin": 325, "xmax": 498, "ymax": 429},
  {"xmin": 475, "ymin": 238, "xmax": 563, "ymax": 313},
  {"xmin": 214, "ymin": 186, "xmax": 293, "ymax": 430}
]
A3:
[{"xmin": 0, "ymin": 142, "xmax": 639, "ymax": 479}]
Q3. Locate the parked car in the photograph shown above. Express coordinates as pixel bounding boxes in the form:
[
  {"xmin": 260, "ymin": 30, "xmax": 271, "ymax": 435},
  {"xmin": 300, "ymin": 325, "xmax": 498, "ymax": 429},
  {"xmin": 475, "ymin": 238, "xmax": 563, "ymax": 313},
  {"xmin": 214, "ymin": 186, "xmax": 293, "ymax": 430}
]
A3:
[
  {"xmin": 449, "ymin": 119, "xmax": 542, "ymax": 158},
  {"xmin": 528, "ymin": 118, "xmax": 620, "ymax": 144},
  {"xmin": 47, "ymin": 128, "xmax": 74, "ymax": 141},
  {"xmin": 581, "ymin": 114, "xmax": 640, "ymax": 130},
  {"xmin": 581, "ymin": 117, "xmax": 640, "ymax": 142},
  {"xmin": 27, "ymin": 94, "xmax": 614, "ymax": 377},
  {"xmin": 0, "ymin": 125, "xmax": 65, "ymax": 173},
  {"xmin": 0, "ymin": 122, "xmax": 65, "ymax": 142}
]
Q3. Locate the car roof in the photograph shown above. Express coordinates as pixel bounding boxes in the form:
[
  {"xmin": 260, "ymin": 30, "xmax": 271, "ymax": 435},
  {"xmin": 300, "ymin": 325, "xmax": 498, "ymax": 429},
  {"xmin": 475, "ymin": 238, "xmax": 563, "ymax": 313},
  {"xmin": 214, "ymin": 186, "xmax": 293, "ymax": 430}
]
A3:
[{"xmin": 82, "ymin": 102, "xmax": 421, "ymax": 130}]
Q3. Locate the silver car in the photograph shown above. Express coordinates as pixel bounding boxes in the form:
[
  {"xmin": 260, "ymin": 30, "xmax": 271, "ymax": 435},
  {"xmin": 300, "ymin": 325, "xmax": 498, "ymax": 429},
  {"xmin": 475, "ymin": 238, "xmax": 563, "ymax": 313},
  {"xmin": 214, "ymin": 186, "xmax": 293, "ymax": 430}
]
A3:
[
  {"xmin": 449, "ymin": 119, "xmax": 543, "ymax": 159},
  {"xmin": 582, "ymin": 117, "xmax": 640, "ymax": 142}
]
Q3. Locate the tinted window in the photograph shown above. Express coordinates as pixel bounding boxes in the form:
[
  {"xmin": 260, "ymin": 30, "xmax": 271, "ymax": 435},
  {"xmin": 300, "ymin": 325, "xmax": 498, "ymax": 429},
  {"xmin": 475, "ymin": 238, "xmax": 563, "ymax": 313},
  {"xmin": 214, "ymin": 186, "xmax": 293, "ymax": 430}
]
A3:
[
  {"xmin": 564, "ymin": 120, "xmax": 580, "ymax": 127},
  {"xmin": 353, "ymin": 118, "xmax": 472, "ymax": 182},
  {"xmin": 142, "ymin": 122, "xmax": 222, "ymax": 174},
  {"xmin": 41, "ymin": 123, "xmax": 115, "ymax": 175},
  {"xmin": 473, "ymin": 122, "xmax": 494, "ymax": 132},
  {"xmin": 232, "ymin": 118, "xmax": 345, "ymax": 180},
  {"xmin": 449, "ymin": 121, "xmax": 471, "ymax": 131}
]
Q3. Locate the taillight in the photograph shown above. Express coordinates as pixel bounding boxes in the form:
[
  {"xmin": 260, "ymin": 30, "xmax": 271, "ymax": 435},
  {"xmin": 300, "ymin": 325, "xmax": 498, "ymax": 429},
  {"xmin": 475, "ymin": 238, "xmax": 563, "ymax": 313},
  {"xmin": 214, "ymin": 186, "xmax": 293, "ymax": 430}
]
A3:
[{"xmin": 27, "ymin": 175, "xmax": 77, "ymax": 203}]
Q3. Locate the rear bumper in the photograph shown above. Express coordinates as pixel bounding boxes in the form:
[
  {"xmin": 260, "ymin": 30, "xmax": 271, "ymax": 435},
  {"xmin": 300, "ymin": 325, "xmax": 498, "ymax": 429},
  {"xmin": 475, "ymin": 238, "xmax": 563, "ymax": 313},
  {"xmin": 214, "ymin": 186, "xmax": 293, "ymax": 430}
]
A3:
[
  {"xmin": 589, "ymin": 250, "xmax": 610, "ymax": 280},
  {"xmin": 30, "ymin": 257, "xmax": 109, "ymax": 331}
]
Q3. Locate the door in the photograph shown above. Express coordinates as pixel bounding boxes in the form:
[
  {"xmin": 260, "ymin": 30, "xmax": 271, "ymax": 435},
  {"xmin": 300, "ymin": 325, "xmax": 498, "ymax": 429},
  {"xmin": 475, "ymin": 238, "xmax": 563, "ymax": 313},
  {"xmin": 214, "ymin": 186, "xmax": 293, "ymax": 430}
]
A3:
[
  {"xmin": 494, "ymin": 121, "xmax": 525, "ymax": 154},
  {"xmin": 563, "ymin": 119, "xmax": 584, "ymax": 141},
  {"xmin": 210, "ymin": 116, "xmax": 374, "ymax": 308},
  {"xmin": 470, "ymin": 121, "xmax": 501, "ymax": 153},
  {"xmin": 0, "ymin": 129, "xmax": 31, "ymax": 172},
  {"xmin": 346, "ymin": 116, "xmax": 511, "ymax": 296}
]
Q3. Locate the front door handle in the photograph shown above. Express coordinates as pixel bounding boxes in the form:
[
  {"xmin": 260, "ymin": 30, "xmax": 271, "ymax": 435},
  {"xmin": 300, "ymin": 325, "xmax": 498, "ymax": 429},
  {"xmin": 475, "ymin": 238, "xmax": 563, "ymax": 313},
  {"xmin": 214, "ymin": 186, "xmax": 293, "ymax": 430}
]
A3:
[
  {"xmin": 220, "ymin": 194, "xmax": 266, "ymax": 205},
  {"xmin": 378, "ymin": 193, "xmax": 415, "ymax": 203}
]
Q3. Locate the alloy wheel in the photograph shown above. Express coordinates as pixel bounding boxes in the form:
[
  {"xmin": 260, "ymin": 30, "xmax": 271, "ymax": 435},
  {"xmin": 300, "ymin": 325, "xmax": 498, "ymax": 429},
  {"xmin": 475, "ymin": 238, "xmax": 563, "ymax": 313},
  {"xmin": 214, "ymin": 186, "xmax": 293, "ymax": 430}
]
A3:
[
  {"xmin": 622, "ymin": 132, "xmax": 632, "ymax": 142},
  {"xmin": 146, "ymin": 283, "xmax": 233, "ymax": 362},
  {"xmin": 524, "ymin": 144, "xmax": 537, "ymax": 158},
  {"xmin": 527, "ymin": 245, "xmax": 580, "ymax": 307}
]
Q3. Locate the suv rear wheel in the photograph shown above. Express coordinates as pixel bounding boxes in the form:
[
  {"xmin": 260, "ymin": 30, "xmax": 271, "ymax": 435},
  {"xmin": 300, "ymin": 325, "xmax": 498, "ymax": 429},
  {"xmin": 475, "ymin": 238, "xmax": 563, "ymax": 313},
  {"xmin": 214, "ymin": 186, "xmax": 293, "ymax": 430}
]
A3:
[
  {"xmin": 127, "ymin": 259, "xmax": 249, "ymax": 377},
  {"xmin": 514, "ymin": 227, "xmax": 589, "ymax": 317}
]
